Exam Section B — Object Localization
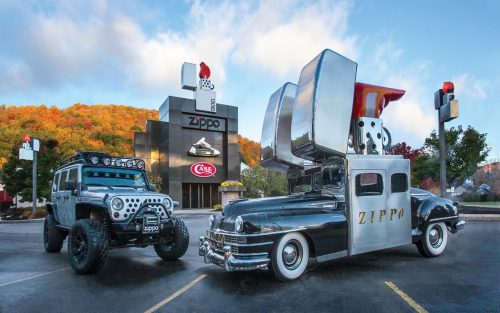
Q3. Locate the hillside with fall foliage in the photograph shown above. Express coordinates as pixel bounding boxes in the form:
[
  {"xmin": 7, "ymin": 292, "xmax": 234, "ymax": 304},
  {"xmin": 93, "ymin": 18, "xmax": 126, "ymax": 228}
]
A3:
[{"xmin": 0, "ymin": 104, "xmax": 261, "ymax": 168}]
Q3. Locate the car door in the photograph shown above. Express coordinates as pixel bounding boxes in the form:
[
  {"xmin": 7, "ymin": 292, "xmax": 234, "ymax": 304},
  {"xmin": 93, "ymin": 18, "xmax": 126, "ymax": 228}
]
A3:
[
  {"xmin": 57, "ymin": 170, "xmax": 69, "ymax": 226},
  {"xmin": 65, "ymin": 167, "xmax": 79, "ymax": 226},
  {"xmin": 349, "ymin": 169, "xmax": 387, "ymax": 255}
]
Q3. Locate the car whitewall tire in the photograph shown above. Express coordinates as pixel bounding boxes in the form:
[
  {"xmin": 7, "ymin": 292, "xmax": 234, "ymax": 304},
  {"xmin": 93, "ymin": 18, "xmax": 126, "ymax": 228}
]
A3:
[
  {"xmin": 270, "ymin": 232, "xmax": 309, "ymax": 281},
  {"xmin": 418, "ymin": 222, "xmax": 448, "ymax": 257}
]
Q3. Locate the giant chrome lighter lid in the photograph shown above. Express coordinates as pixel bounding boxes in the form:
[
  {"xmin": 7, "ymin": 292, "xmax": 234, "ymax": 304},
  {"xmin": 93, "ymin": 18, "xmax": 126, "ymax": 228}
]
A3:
[
  {"xmin": 291, "ymin": 49, "xmax": 357, "ymax": 162},
  {"xmin": 261, "ymin": 82, "xmax": 305, "ymax": 172}
]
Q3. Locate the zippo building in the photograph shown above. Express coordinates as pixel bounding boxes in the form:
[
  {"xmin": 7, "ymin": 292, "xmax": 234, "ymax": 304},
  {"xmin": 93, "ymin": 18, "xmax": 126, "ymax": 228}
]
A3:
[{"xmin": 134, "ymin": 62, "xmax": 240, "ymax": 209}]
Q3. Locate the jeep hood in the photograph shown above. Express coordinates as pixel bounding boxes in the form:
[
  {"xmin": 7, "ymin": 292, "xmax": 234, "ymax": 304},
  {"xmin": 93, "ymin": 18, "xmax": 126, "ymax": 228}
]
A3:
[{"xmin": 81, "ymin": 188, "xmax": 168, "ymax": 199}]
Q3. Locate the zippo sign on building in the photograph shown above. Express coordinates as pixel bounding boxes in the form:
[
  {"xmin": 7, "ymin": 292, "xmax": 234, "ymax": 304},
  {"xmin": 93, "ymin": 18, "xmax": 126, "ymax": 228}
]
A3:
[{"xmin": 134, "ymin": 62, "xmax": 240, "ymax": 209}]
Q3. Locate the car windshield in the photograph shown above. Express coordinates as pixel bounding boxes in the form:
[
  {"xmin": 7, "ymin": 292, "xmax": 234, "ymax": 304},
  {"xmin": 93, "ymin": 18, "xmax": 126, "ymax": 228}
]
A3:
[
  {"xmin": 82, "ymin": 167, "xmax": 147, "ymax": 189},
  {"xmin": 289, "ymin": 175, "xmax": 312, "ymax": 193}
]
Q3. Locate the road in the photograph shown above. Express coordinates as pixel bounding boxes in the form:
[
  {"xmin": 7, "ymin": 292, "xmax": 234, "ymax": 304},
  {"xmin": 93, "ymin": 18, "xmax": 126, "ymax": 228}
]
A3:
[{"xmin": 0, "ymin": 216, "xmax": 499, "ymax": 313}]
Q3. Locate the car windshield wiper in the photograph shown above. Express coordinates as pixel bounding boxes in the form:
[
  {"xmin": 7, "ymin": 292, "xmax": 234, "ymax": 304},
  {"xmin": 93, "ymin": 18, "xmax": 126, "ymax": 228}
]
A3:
[
  {"xmin": 112, "ymin": 185, "xmax": 141, "ymax": 189},
  {"xmin": 86, "ymin": 183, "xmax": 114, "ymax": 190}
]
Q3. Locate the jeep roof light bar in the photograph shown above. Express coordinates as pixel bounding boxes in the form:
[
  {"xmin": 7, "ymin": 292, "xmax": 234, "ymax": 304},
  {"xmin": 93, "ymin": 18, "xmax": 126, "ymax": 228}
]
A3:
[{"xmin": 59, "ymin": 151, "xmax": 146, "ymax": 170}]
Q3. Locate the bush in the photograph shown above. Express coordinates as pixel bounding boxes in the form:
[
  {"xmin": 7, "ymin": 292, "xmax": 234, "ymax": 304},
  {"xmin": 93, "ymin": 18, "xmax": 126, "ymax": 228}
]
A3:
[
  {"xmin": 22, "ymin": 209, "xmax": 32, "ymax": 219},
  {"xmin": 213, "ymin": 204, "xmax": 223, "ymax": 211},
  {"xmin": 32, "ymin": 208, "xmax": 47, "ymax": 219}
]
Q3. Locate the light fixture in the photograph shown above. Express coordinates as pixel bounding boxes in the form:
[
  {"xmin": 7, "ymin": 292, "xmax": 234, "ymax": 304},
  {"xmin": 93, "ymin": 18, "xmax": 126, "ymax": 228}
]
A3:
[
  {"xmin": 90, "ymin": 155, "xmax": 99, "ymax": 165},
  {"xmin": 102, "ymin": 157, "xmax": 111, "ymax": 166}
]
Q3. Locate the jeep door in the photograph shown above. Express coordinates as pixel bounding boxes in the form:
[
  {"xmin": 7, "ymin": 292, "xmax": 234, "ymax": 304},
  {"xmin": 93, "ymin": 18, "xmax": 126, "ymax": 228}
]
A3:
[
  {"xmin": 56, "ymin": 170, "xmax": 69, "ymax": 225},
  {"xmin": 65, "ymin": 167, "xmax": 79, "ymax": 225},
  {"xmin": 51, "ymin": 172, "xmax": 62, "ymax": 222}
]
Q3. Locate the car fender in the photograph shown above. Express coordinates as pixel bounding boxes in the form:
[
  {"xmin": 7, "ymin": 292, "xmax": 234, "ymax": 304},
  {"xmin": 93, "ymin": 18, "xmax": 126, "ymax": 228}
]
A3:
[{"xmin": 416, "ymin": 196, "xmax": 458, "ymax": 231}]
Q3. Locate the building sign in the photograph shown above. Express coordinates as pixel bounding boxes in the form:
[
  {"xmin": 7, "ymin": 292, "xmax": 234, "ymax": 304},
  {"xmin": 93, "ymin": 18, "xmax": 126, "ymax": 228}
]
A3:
[
  {"xmin": 190, "ymin": 162, "xmax": 216, "ymax": 177},
  {"xmin": 182, "ymin": 113, "xmax": 226, "ymax": 132},
  {"xmin": 188, "ymin": 137, "xmax": 221, "ymax": 157}
]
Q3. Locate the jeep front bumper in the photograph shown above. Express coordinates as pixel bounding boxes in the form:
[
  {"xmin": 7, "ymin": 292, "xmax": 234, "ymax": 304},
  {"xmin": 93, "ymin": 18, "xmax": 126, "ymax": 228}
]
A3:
[{"xmin": 198, "ymin": 236, "xmax": 270, "ymax": 271}]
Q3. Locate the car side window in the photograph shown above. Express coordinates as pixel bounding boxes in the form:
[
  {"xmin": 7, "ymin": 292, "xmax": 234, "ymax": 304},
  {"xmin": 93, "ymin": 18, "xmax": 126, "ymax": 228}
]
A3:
[
  {"xmin": 68, "ymin": 168, "xmax": 78, "ymax": 183},
  {"xmin": 59, "ymin": 171, "xmax": 67, "ymax": 191},
  {"xmin": 355, "ymin": 173, "xmax": 383, "ymax": 196},
  {"xmin": 52, "ymin": 173, "xmax": 60, "ymax": 192},
  {"xmin": 391, "ymin": 173, "xmax": 408, "ymax": 193}
]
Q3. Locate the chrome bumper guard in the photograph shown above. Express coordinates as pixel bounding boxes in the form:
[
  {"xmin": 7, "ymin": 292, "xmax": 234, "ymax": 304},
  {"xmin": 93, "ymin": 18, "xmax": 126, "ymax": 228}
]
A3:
[
  {"xmin": 450, "ymin": 219, "xmax": 466, "ymax": 234},
  {"xmin": 198, "ymin": 236, "xmax": 270, "ymax": 272}
]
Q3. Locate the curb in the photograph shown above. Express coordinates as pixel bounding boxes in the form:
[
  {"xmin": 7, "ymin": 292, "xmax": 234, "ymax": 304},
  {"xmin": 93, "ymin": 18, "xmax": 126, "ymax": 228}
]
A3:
[
  {"xmin": 460, "ymin": 214, "xmax": 500, "ymax": 221},
  {"xmin": 0, "ymin": 218, "xmax": 45, "ymax": 224}
]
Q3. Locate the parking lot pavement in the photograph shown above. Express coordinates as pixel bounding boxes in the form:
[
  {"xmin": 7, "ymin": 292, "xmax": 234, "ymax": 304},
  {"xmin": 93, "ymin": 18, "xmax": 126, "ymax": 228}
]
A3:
[{"xmin": 1, "ymin": 217, "xmax": 499, "ymax": 313}]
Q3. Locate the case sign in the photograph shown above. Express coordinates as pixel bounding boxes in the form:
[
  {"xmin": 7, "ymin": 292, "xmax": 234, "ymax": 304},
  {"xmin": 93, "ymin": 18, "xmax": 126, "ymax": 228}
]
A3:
[{"xmin": 190, "ymin": 162, "xmax": 216, "ymax": 177}]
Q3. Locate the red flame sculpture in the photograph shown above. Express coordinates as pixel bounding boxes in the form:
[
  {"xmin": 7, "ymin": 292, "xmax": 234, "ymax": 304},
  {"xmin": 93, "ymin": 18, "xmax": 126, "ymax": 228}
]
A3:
[{"xmin": 199, "ymin": 62, "xmax": 211, "ymax": 79}]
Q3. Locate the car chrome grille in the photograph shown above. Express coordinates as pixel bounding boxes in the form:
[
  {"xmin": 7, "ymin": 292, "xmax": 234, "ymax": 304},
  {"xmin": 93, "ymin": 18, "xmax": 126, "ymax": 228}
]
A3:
[{"xmin": 207, "ymin": 230, "xmax": 247, "ymax": 252}]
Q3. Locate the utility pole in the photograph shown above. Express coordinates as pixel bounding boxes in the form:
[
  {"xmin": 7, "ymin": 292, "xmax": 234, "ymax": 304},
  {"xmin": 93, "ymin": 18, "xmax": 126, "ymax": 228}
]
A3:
[
  {"xmin": 32, "ymin": 148, "xmax": 37, "ymax": 214},
  {"xmin": 434, "ymin": 82, "xmax": 459, "ymax": 197},
  {"xmin": 19, "ymin": 135, "xmax": 40, "ymax": 214}
]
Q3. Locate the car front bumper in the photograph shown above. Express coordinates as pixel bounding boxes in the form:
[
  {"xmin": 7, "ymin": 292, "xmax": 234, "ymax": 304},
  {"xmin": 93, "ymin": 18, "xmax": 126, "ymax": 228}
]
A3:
[{"xmin": 199, "ymin": 236, "xmax": 270, "ymax": 271}]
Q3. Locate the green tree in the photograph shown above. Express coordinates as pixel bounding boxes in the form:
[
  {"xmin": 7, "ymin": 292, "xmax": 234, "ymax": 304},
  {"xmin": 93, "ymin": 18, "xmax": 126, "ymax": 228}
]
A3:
[
  {"xmin": 413, "ymin": 125, "xmax": 490, "ymax": 186},
  {"xmin": 1, "ymin": 139, "xmax": 62, "ymax": 202},
  {"xmin": 241, "ymin": 165, "xmax": 287, "ymax": 198}
]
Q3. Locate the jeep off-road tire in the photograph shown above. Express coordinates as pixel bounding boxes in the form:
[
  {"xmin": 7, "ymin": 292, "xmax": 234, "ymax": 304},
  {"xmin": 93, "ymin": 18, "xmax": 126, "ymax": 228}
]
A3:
[
  {"xmin": 269, "ymin": 232, "xmax": 309, "ymax": 281},
  {"xmin": 416, "ymin": 222, "xmax": 448, "ymax": 258},
  {"xmin": 43, "ymin": 214, "xmax": 65, "ymax": 253},
  {"xmin": 68, "ymin": 219, "xmax": 109, "ymax": 274},
  {"xmin": 154, "ymin": 218, "xmax": 189, "ymax": 261}
]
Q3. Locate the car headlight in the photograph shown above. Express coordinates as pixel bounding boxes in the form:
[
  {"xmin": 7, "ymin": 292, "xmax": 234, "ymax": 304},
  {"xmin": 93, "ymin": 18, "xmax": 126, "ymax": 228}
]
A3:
[
  {"xmin": 111, "ymin": 198, "xmax": 124, "ymax": 211},
  {"xmin": 162, "ymin": 198, "xmax": 173, "ymax": 216},
  {"xmin": 209, "ymin": 215, "xmax": 215, "ymax": 228},
  {"xmin": 235, "ymin": 216, "xmax": 243, "ymax": 232}
]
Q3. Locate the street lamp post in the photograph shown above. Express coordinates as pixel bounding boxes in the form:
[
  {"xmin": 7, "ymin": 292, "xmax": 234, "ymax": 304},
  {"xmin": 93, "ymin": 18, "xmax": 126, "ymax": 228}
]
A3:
[{"xmin": 434, "ymin": 82, "xmax": 459, "ymax": 197}]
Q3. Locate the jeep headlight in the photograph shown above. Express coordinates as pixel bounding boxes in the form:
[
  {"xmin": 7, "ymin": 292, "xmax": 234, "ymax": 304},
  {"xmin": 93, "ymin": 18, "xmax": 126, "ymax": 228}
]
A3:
[
  {"xmin": 162, "ymin": 198, "xmax": 173, "ymax": 216},
  {"xmin": 111, "ymin": 198, "xmax": 124, "ymax": 211},
  {"xmin": 235, "ymin": 216, "xmax": 243, "ymax": 232}
]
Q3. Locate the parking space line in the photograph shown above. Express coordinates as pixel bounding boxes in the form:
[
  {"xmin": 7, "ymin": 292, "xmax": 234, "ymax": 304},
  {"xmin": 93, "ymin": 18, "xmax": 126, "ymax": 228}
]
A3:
[
  {"xmin": 0, "ymin": 267, "xmax": 70, "ymax": 288},
  {"xmin": 385, "ymin": 281, "xmax": 428, "ymax": 313},
  {"xmin": 144, "ymin": 274, "xmax": 208, "ymax": 313}
]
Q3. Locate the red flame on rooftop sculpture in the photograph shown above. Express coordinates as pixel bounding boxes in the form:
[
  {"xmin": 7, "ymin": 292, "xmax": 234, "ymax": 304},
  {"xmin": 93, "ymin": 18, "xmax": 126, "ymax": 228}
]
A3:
[{"xmin": 199, "ymin": 62, "xmax": 211, "ymax": 79}]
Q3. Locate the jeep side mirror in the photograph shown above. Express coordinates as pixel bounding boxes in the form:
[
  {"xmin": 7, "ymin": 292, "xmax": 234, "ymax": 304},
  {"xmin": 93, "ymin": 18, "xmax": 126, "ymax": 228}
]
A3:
[
  {"xmin": 149, "ymin": 184, "xmax": 156, "ymax": 192},
  {"xmin": 65, "ymin": 180, "xmax": 76, "ymax": 191}
]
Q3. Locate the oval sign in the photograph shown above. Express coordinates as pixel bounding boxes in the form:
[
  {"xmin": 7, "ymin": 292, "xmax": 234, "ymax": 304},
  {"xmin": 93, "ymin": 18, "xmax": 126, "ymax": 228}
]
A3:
[{"xmin": 190, "ymin": 162, "xmax": 216, "ymax": 178}]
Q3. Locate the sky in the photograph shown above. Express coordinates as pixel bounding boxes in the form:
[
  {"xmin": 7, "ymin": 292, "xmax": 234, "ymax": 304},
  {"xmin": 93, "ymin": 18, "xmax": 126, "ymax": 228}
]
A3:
[{"xmin": 1, "ymin": 0, "xmax": 498, "ymax": 160}]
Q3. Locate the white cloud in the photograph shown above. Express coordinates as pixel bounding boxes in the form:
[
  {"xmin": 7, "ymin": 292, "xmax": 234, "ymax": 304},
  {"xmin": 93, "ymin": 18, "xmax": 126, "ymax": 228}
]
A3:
[
  {"xmin": 0, "ymin": 0, "xmax": 356, "ymax": 98},
  {"xmin": 452, "ymin": 73, "xmax": 490, "ymax": 100},
  {"xmin": 232, "ymin": 0, "xmax": 358, "ymax": 78}
]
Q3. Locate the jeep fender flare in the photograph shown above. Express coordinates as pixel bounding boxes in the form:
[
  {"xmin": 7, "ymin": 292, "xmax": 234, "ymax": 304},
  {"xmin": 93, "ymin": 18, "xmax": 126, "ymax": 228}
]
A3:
[
  {"xmin": 46, "ymin": 203, "xmax": 60, "ymax": 223},
  {"xmin": 75, "ymin": 202, "xmax": 108, "ymax": 220}
]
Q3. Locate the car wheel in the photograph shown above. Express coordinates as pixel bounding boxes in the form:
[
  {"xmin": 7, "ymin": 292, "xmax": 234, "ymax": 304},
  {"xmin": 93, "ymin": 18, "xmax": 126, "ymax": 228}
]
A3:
[
  {"xmin": 43, "ymin": 214, "xmax": 65, "ymax": 253},
  {"xmin": 68, "ymin": 219, "xmax": 109, "ymax": 274},
  {"xmin": 416, "ymin": 222, "xmax": 448, "ymax": 258},
  {"xmin": 154, "ymin": 218, "xmax": 189, "ymax": 261},
  {"xmin": 269, "ymin": 232, "xmax": 309, "ymax": 281}
]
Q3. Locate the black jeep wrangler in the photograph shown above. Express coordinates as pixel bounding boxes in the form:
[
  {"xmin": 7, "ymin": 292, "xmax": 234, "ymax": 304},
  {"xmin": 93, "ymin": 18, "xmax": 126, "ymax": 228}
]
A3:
[{"xmin": 44, "ymin": 151, "xmax": 189, "ymax": 274}]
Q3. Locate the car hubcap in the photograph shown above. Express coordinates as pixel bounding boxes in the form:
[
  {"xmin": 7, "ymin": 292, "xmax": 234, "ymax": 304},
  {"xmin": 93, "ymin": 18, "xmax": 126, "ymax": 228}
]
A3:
[
  {"xmin": 71, "ymin": 231, "xmax": 88, "ymax": 264},
  {"xmin": 429, "ymin": 226, "xmax": 443, "ymax": 248},
  {"xmin": 282, "ymin": 240, "xmax": 303, "ymax": 270}
]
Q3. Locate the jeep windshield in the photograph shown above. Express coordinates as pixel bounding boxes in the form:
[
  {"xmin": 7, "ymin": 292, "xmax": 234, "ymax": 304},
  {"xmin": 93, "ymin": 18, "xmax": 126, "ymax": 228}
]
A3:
[{"xmin": 82, "ymin": 167, "xmax": 147, "ymax": 189}]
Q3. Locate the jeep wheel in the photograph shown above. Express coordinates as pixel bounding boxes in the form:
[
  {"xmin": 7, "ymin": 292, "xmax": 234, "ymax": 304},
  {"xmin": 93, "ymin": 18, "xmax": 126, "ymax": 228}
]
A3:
[
  {"xmin": 44, "ymin": 214, "xmax": 64, "ymax": 253},
  {"xmin": 154, "ymin": 218, "xmax": 189, "ymax": 261},
  {"xmin": 416, "ymin": 222, "xmax": 448, "ymax": 258},
  {"xmin": 269, "ymin": 232, "xmax": 309, "ymax": 281},
  {"xmin": 68, "ymin": 219, "xmax": 109, "ymax": 274}
]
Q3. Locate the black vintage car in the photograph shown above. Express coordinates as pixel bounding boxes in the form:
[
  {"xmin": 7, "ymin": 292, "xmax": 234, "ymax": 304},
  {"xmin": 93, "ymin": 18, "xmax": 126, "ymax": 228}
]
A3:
[{"xmin": 199, "ymin": 164, "xmax": 465, "ymax": 281}]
